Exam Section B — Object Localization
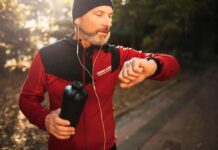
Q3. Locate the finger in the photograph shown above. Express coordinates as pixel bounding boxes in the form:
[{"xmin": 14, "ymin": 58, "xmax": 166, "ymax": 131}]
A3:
[
  {"xmin": 54, "ymin": 128, "xmax": 75, "ymax": 136},
  {"xmin": 125, "ymin": 74, "xmax": 138, "ymax": 81},
  {"xmin": 120, "ymin": 74, "xmax": 146, "ymax": 88},
  {"xmin": 54, "ymin": 116, "xmax": 71, "ymax": 126},
  {"xmin": 119, "ymin": 61, "xmax": 139, "ymax": 82},
  {"xmin": 120, "ymin": 77, "xmax": 131, "ymax": 84},
  {"xmin": 127, "ymin": 63, "xmax": 141, "ymax": 78},
  {"xmin": 127, "ymin": 60, "xmax": 139, "ymax": 76},
  {"xmin": 53, "ymin": 132, "xmax": 71, "ymax": 140},
  {"xmin": 55, "ymin": 108, "xmax": 61, "ymax": 114},
  {"xmin": 126, "ymin": 66, "xmax": 139, "ymax": 80},
  {"xmin": 127, "ymin": 69, "xmax": 140, "ymax": 78},
  {"xmin": 54, "ymin": 124, "xmax": 75, "ymax": 133},
  {"xmin": 49, "ymin": 122, "xmax": 75, "ymax": 137},
  {"xmin": 122, "ymin": 64, "xmax": 132, "ymax": 81},
  {"xmin": 134, "ymin": 75, "xmax": 147, "ymax": 86},
  {"xmin": 119, "ymin": 69, "xmax": 131, "ymax": 84},
  {"xmin": 119, "ymin": 72, "xmax": 130, "ymax": 83},
  {"xmin": 120, "ymin": 82, "xmax": 134, "ymax": 88},
  {"xmin": 132, "ymin": 60, "xmax": 144, "ymax": 73},
  {"xmin": 123, "ymin": 62, "xmax": 140, "ymax": 81}
]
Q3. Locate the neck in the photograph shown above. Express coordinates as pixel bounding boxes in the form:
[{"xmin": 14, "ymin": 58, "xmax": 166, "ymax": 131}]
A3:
[{"xmin": 73, "ymin": 33, "xmax": 91, "ymax": 48}]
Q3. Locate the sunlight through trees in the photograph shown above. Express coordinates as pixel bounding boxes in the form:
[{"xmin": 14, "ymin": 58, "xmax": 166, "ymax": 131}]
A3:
[{"xmin": 1, "ymin": 0, "xmax": 218, "ymax": 72}]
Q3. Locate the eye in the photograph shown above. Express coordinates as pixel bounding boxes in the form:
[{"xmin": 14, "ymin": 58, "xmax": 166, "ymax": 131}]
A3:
[
  {"xmin": 95, "ymin": 12, "xmax": 103, "ymax": 17},
  {"xmin": 108, "ymin": 14, "xmax": 113, "ymax": 19}
]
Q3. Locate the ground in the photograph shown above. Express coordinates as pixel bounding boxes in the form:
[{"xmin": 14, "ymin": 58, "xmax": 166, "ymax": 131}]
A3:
[{"xmin": 117, "ymin": 62, "xmax": 218, "ymax": 150}]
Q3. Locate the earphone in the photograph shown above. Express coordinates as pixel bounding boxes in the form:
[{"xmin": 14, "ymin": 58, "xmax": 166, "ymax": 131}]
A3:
[
  {"xmin": 75, "ymin": 25, "xmax": 107, "ymax": 150},
  {"xmin": 74, "ymin": 19, "xmax": 80, "ymax": 25}
]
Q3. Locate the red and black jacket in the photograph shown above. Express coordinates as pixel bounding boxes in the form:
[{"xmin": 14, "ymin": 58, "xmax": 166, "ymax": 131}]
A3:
[{"xmin": 19, "ymin": 34, "xmax": 180, "ymax": 150}]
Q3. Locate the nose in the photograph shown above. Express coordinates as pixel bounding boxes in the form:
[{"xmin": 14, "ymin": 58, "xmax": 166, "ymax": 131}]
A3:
[{"xmin": 102, "ymin": 16, "xmax": 112, "ymax": 28}]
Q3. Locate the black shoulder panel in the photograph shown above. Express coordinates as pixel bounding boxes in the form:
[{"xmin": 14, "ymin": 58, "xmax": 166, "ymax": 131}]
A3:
[
  {"xmin": 108, "ymin": 45, "xmax": 120, "ymax": 72},
  {"xmin": 39, "ymin": 39, "xmax": 82, "ymax": 82}
]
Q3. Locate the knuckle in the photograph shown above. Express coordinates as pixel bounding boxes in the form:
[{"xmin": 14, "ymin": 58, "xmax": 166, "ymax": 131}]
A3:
[
  {"xmin": 57, "ymin": 125, "xmax": 64, "ymax": 132},
  {"xmin": 54, "ymin": 117, "xmax": 59, "ymax": 124},
  {"xmin": 123, "ymin": 71, "xmax": 128, "ymax": 78},
  {"xmin": 132, "ymin": 57, "xmax": 138, "ymax": 62},
  {"xmin": 127, "ymin": 69, "xmax": 131, "ymax": 75},
  {"xmin": 132, "ymin": 66, "xmax": 138, "ymax": 72},
  {"xmin": 55, "ymin": 125, "xmax": 60, "ymax": 130},
  {"xmin": 122, "ymin": 78, "xmax": 129, "ymax": 83},
  {"xmin": 131, "ymin": 58, "xmax": 136, "ymax": 62},
  {"xmin": 127, "ymin": 70, "xmax": 134, "ymax": 78},
  {"xmin": 124, "ymin": 61, "xmax": 128, "ymax": 66},
  {"xmin": 53, "ymin": 132, "xmax": 59, "ymax": 138},
  {"xmin": 122, "ymin": 69, "xmax": 126, "ymax": 75},
  {"xmin": 118, "ymin": 72, "xmax": 123, "ymax": 79}
]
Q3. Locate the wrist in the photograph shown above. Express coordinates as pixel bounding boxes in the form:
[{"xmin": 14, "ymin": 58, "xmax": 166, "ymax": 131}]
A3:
[
  {"xmin": 146, "ymin": 59, "xmax": 157, "ymax": 76},
  {"xmin": 145, "ymin": 57, "xmax": 163, "ymax": 77}
]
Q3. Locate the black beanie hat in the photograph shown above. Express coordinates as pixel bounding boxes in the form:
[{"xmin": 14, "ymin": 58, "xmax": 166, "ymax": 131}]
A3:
[{"xmin": 72, "ymin": 0, "xmax": 113, "ymax": 21}]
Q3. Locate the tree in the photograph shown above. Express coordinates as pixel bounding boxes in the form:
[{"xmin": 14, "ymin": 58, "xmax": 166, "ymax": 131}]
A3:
[
  {"xmin": 0, "ymin": 0, "xmax": 74, "ymax": 71},
  {"xmin": 113, "ymin": 0, "xmax": 218, "ymax": 59},
  {"xmin": 0, "ymin": 0, "xmax": 31, "ymax": 72}
]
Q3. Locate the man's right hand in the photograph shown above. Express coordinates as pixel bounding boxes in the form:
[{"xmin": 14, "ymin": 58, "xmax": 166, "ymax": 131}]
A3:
[{"xmin": 45, "ymin": 108, "xmax": 75, "ymax": 140}]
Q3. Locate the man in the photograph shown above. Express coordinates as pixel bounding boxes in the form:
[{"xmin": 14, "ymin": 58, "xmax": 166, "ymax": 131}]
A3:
[{"xmin": 19, "ymin": 0, "xmax": 180, "ymax": 149}]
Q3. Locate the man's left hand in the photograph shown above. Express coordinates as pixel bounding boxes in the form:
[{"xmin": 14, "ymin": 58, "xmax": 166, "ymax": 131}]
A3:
[{"xmin": 118, "ymin": 57, "xmax": 157, "ymax": 88}]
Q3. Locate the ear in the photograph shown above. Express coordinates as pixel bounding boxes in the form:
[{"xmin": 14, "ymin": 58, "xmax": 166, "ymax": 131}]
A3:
[{"xmin": 74, "ymin": 19, "xmax": 80, "ymax": 25}]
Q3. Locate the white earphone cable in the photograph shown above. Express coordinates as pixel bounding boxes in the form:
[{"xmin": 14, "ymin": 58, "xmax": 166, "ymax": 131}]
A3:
[{"xmin": 76, "ymin": 25, "xmax": 106, "ymax": 150}]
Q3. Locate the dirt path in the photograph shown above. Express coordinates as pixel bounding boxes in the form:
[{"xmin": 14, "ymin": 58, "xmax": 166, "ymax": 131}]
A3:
[
  {"xmin": 141, "ymin": 65, "xmax": 218, "ymax": 150},
  {"xmin": 117, "ymin": 64, "xmax": 218, "ymax": 150}
]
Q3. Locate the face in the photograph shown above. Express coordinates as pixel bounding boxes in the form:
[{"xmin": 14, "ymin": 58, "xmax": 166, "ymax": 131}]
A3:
[{"xmin": 75, "ymin": 5, "xmax": 113, "ymax": 45}]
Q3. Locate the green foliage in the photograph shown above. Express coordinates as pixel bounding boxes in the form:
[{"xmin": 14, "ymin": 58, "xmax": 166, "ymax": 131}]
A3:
[
  {"xmin": 113, "ymin": 0, "xmax": 218, "ymax": 59},
  {"xmin": 20, "ymin": 0, "xmax": 73, "ymax": 42},
  {"xmin": 1, "ymin": 0, "xmax": 217, "ymax": 72},
  {"xmin": 0, "ymin": 0, "xmax": 74, "ymax": 71}
]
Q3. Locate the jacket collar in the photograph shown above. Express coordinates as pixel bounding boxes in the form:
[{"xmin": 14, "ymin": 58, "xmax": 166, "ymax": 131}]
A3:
[{"xmin": 63, "ymin": 33, "xmax": 110, "ymax": 53}]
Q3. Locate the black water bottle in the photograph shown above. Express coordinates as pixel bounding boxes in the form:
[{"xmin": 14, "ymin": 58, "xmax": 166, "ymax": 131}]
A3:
[{"xmin": 59, "ymin": 81, "xmax": 88, "ymax": 127}]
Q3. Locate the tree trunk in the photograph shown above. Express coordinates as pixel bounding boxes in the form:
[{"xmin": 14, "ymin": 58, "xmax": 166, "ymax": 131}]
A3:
[{"xmin": 0, "ymin": 47, "xmax": 6, "ymax": 73}]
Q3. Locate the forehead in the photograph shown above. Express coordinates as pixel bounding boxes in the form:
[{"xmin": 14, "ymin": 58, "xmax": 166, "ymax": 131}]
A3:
[{"xmin": 89, "ymin": 5, "xmax": 113, "ymax": 14}]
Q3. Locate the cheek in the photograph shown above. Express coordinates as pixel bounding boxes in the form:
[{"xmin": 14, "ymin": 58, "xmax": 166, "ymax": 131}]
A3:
[
  {"xmin": 84, "ymin": 16, "xmax": 105, "ymax": 30},
  {"xmin": 80, "ymin": 18, "xmax": 99, "ymax": 31}
]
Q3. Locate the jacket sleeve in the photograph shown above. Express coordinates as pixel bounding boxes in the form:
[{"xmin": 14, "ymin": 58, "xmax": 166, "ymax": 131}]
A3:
[
  {"xmin": 19, "ymin": 52, "xmax": 51, "ymax": 131},
  {"xmin": 118, "ymin": 46, "xmax": 180, "ymax": 81}
]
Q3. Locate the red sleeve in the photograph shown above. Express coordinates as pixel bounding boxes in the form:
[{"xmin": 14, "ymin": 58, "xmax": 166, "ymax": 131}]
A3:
[
  {"xmin": 19, "ymin": 52, "xmax": 51, "ymax": 131},
  {"xmin": 118, "ymin": 46, "xmax": 180, "ymax": 80}
]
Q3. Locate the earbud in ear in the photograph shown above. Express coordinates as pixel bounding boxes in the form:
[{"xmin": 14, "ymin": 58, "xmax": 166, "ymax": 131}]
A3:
[{"xmin": 75, "ymin": 19, "xmax": 80, "ymax": 25}]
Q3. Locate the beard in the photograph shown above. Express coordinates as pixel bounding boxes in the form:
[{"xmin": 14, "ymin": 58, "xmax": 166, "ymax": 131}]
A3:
[{"xmin": 78, "ymin": 26, "xmax": 110, "ymax": 46}]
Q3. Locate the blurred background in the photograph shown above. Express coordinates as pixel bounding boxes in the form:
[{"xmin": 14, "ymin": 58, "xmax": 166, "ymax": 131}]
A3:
[{"xmin": 0, "ymin": 0, "xmax": 218, "ymax": 149}]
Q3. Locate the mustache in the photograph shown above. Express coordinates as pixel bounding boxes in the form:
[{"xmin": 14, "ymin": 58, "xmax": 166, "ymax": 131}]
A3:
[
  {"xmin": 97, "ymin": 28, "xmax": 110, "ymax": 33},
  {"xmin": 78, "ymin": 26, "xmax": 110, "ymax": 36}
]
